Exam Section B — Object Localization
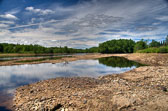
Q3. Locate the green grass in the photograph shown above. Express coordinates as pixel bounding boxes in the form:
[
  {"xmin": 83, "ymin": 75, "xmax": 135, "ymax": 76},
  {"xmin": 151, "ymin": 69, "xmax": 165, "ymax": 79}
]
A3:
[{"xmin": 136, "ymin": 46, "xmax": 168, "ymax": 53}]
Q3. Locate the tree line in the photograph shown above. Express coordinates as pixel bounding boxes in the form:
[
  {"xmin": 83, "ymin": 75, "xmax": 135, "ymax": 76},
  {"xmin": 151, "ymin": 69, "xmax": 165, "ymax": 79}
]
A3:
[
  {"xmin": 88, "ymin": 36, "xmax": 168, "ymax": 53},
  {"xmin": 0, "ymin": 36, "xmax": 168, "ymax": 54},
  {"xmin": 0, "ymin": 43, "xmax": 85, "ymax": 54}
]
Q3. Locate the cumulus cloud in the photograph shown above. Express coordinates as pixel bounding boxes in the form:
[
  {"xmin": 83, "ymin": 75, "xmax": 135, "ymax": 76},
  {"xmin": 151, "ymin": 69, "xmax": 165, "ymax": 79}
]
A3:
[
  {"xmin": 25, "ymin": 6, "xmax": 54, "ymax": 15},
  {"xmin": 0, "ymin": 14, "xmax": 18, "ymax": 20}
]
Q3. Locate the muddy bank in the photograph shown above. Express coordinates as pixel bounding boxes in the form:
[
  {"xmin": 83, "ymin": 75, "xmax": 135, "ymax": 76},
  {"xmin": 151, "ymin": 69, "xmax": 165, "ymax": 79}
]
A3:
[
  {"xmin": 13, "ymin": 54, "xmax": 168, "ymax": 111},
  {"xmin": 118, "ymin": 53, "xmax": 168, "ymax": 66}
]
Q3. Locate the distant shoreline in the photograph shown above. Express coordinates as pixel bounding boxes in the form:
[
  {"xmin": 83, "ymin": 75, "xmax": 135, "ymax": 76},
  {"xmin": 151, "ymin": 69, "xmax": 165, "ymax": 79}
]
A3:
[{"xmin": 0, "ymin": 53, "xmax": 126, "ymax": 66}]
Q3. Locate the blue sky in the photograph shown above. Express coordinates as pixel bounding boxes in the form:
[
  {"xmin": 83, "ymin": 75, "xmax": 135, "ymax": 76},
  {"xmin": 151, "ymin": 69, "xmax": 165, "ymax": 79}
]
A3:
[{"xmin": 0, "ymin": 0, "xmax": 168, "ymax": 48}]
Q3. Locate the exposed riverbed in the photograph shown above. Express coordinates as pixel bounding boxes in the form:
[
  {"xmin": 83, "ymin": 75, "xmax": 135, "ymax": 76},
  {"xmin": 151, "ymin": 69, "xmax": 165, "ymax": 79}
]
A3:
[
  {"xmin": 0, "ymin": 54, "xmax": 144, "ymax": 111},
  {"xmin": 13, "ymin": 53, "xmax": 168, "ymax": 111}
]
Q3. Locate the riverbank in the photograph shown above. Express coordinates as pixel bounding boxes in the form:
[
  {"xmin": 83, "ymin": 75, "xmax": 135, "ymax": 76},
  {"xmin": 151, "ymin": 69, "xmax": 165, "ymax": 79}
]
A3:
[{"xmin": 13, "ymin": 53, "xmax": 168, "ymax": 111}]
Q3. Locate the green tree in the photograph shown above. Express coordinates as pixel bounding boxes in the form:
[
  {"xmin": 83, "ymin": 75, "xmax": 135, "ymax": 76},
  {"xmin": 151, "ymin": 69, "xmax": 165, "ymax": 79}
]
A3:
[
  {"xmin": 0, "ymin": 44, "xmax": 3, "ymax": 52},
  {"xmin": 99, "ymin": 39, "xmax": 135, "ymax": 53},
  {"xmin": 149, "ymin": 40, "xmax": 160, "ymax": 47},
  {"xmin": 166, "ymin": 35, "xmax": 168, "ymax": 45},
  {"xmin": 134, "ymin": 40, "xmax": 148, "ymax": 52}
]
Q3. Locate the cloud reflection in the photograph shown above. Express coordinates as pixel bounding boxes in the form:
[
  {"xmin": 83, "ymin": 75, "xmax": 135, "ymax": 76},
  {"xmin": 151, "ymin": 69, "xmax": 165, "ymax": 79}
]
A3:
[{"xmin": 0, "ymin": 59, "xmax": 136, "ymax": 95}]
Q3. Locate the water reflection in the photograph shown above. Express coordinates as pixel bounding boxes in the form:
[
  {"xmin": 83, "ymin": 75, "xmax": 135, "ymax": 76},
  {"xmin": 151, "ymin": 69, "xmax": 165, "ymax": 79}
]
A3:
[
  {"xmin": 0, "ymin": 53, "xmax": 85, "ymax": 61},
  {"xmin": 0, "ymin": 56, "xmax": 143, "ymax": 110},
  {"xmin": 0, "ymin": 57, "xmax": 144, "ymax": 94},
  {"xmin": 98, "ymin": 56, "xmax": 144, "ymax": 68}
]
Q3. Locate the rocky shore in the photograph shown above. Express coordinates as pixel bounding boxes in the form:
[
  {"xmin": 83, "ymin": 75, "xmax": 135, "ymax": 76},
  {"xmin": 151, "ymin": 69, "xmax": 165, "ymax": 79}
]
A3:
[{"xmin": 13, "ymin": 53, "xmax": 168, "ymax": 111}]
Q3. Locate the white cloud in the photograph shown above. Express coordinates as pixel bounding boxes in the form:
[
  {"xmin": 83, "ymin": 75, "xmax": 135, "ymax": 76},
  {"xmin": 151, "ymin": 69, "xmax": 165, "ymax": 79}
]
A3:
[
  {"xmin": 0, "ymin": 20, "xmax": 15, "ymax": 28},
  {"xmin": 25, "ymin": 6, "xmax": 54, "ymax": 15},
  {"xmin": 25, "ymin": 6, "xmax": 34, "ymax": 11},
  {"xmin": 6, "ymin": 8, "xmax": 20, "ymax": 15},
  {"xmin": 0, "ymin": 14, "xmax": 18, "ymax": 20},
  {"xmin": 156, "ymin": 16, "xmax": 168, "ymax": 21},
  {"xmin": 0, "ymin": 24, "xmax": 9, "ymax": 28},
  {"xmin": 1, "ymin": 0, "xmax": 168, "ymax": 48},
  {"xmin": 0, "ymin": 21, "xmax": 15, "ymax": 24}
]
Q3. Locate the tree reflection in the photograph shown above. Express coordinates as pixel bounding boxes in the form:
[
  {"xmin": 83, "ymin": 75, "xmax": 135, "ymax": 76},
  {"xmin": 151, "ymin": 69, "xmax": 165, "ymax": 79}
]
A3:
[{"xmin": 98, "ymin": 57, "xmax": 144, "ymax": 68}]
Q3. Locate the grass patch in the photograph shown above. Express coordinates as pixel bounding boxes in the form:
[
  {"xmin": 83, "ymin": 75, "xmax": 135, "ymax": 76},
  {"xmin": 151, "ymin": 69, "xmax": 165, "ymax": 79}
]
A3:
[{"xmin": 136, "ymin": 46, "xmax": 168, "ymax": 53}]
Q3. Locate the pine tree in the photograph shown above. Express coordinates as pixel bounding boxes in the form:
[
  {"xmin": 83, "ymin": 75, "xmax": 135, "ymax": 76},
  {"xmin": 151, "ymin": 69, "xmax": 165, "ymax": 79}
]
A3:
[
  {"xmin": 166, "ymin": 35, "xmax": 168, "ymax": 45},
  {"xmin": 160, "ymin": 41, "xmax": 163, "ymax": 46}
]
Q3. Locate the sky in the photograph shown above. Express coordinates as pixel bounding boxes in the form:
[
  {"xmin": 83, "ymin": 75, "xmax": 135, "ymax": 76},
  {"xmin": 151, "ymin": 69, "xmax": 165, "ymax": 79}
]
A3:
[{"xmin": 0, "ymin": 0, "xmax": 168, "ymax": 48}]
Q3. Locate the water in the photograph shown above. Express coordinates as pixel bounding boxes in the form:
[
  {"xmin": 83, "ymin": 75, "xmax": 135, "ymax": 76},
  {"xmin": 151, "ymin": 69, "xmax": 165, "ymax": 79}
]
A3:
[
  {"xmin": 0, "ymin": 53, "xmax": 82, "ymax": 61},
  {"xmin": 0, "ymin": 56, "xmax": 143, "ymax": 110}
]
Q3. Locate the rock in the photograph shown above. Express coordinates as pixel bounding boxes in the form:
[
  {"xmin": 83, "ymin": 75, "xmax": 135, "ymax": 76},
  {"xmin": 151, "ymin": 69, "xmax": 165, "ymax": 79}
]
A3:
[
  {"xmin": 112, "ymin": 95, "xmax": 135, "ymax": 109},
  {"xmin": 73, "ymin": 93, "xmax": 78, "ymax": 96},
  {"xmin": 66, "ymin": 85, "xmax": 70, "ymax": 88},
  {"xmin": 30, "ymin": 90, "xmax": 34, "ymax": 93},
  {"xmin": 83, "ymin": 100, "xmax": 87, "ymax": 104},
  {"xmin": 61, "ymin": 108, "xmax": 65, "ymax": 111},
  {"xmin": 157, "ymin": 85, "xmax": 167, "ymax": 92}
]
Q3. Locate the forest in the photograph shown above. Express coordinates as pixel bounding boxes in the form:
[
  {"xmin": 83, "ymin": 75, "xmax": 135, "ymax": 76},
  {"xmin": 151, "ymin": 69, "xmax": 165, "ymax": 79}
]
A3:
[
  {"xmin": 0, "ymin": 36, "xmax": 168, "ymax": 54},
  {"xmin": 91, "ymin": 36, "xmax": 168, "ymax": 53},
  {"xmin": 0, "ymin": 44, "xmax": 85, "ymax": 54}
]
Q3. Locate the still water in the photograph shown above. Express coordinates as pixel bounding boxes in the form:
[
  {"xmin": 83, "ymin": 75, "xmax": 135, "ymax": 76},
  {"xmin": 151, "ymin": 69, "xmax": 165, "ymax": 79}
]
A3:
[
  {"xmin": 0, "ymin": 56, "xmax": 143, "ymax": 110},
  {"xmin": 0, "ymin": 53, "xmax": 82, "ymax": 61}
]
